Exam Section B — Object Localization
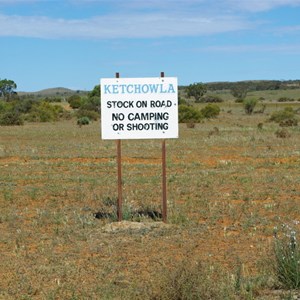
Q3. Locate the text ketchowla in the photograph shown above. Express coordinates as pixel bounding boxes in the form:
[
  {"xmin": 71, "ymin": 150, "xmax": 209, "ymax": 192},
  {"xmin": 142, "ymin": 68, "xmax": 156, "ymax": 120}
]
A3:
[{"xmin": 103, "ymin": 83, "xmax": 176, "ymax": 95}]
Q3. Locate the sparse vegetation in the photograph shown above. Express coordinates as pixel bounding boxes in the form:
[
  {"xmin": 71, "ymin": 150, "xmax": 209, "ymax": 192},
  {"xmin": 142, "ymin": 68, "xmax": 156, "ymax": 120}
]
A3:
[
  {"xmin": 278, "ymin": 97, "xmax": 295, "ymax": 102},
  {"xmin": 269, "ymin": 107, "xmax": 298, "ymax": 126},
  {"xmin": 0, "ymin": 81, "xmax": 300, "ymax": 299},
  {"xmin": 0, "ymin": 83, "xmax": 99, "ymax": 125},
  {"xmin": 25, "ymin": 101, "xmax": 66, "ymax": 122},
  {"xmin": 150, "ymin": 260, "xmax": 235, "ymax": 300},
  {"xmin": 198, "ymin": 94, "xmax": 224, "ymax": 103}
]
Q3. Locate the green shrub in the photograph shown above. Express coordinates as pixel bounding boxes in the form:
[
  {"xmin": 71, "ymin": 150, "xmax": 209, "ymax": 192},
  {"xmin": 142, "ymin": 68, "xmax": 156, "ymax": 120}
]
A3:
[
  {"xmin": 12, "ymin": 99, "xmax": 35, "ymax": 113},
  {"xmin": 26, "ymin": 102, "xmax": 65, "ymax": 122},
  {"xmin": 273, "ymin": 223, "xmax": 300, "ymax": 289},
  {"xmin": 243, "ymin": 98, "xmax": 258, "ymax": 115},
  {"xmin": 76, "ymin": 109, "xmax": 99, "ymax": 121},
  {"xmin": 43, "ymin": 96, "xmax": 62, "ymax": 103},
  {"xmin": 67, "ymin": 95, "xmax": 82, "ymax": 109},
  {"xmin": 178, "ymin": 105, "xmax": 203, "ymax": 123},
  {"xmin": 68, "ymin": 94, "xmax": 100, "ymax": 112},
  {"xmin": 88, "ymin": 84, "xmax": 100, "ymax": 98},
  {"xmin": 178, "ymin": 97, "xmax": 188, "ymax": 105},
  {"xmin": 197, "ymin": 95, "xmax": 224, "ymax": 103},
  {"xmin": 269, "ymin": 107, "xmax": 298, "ymax": 125},
  {"xmin": 200, "ymin": 104, "xmax": 221, "ymax": 118},
  {"xmin": 0, "ymin": 111, "xmax": 24, "ymax": 126},
  {"xmin": 0, "ymin": 101, "xmax": 9, "ymax": 113},
  {"xmin": 77, "ymin": 116, "xmax": 90, "ymax": 126},
  {"xmin": 278, "ymin": 97, "xmax": 295, "ymax": 102},
  {"xmin": 80, "ymin": 96, "xmax": 100, "ymax": 112},
  {"xmin": 235, "ymin": 98, "xmax": 244, "ymax": 103}
]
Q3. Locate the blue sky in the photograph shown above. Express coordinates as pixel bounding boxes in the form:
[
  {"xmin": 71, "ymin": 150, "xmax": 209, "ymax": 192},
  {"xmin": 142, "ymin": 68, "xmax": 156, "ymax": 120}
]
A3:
[{"xmin": 1, "ymin": 0, "xmax": 300, "ymax": 92}]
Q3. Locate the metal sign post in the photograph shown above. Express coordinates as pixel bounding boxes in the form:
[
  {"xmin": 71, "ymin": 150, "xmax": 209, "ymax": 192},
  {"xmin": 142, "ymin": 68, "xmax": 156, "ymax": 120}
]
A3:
[
  {"xmin": 161, "ymin": 72, "xmax": 167, "ymax": 222},
  {"xmin": 115, "ymin": 72, "xmax": 122, "ymax": 222}
]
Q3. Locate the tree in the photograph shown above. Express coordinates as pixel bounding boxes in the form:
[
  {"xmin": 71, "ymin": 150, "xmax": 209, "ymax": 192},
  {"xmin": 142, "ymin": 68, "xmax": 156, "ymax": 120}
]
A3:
[
  {"xmin": 0, "ymin": 79, "xmax": 17, "ymax": 101},
  {"xmin": 85, "ymin": 84, "xmax": 100, "ymax": 112},
  {"xmin": 231, "ymin": 82, "xmax": 248, "ymax": 102},
  {"xmin": 88, "ymin": 84, "xmax": 100, "ymax": 98},
  {"xmin": 186, "ymin": 83, "xmax": 207, "ymax": 102},
  {"xmin": 80, "ymin": 97, "xmax": 100, "ymax": 112}
]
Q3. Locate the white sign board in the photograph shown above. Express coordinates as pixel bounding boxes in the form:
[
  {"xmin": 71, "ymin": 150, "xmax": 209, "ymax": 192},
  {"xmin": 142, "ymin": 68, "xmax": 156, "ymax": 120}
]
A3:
[{"xmin": 101, "ymin": 77, "xmax": 178, "ymax": 140}]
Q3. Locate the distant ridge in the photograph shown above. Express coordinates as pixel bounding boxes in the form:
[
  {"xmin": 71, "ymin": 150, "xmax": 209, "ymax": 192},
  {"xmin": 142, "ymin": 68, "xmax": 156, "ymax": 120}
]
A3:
[
  {"xmin": 18, "ymin": 87, "xmax": 87, "ymax": 96},
  {"xmin": 36, "ymin": 87, "xmax": 75, "ymax": 95}
]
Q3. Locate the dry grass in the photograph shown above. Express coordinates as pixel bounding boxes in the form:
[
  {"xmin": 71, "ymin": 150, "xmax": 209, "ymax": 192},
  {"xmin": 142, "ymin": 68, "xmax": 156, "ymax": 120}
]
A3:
[{"xmin": 0, "ymin": 102, "xmax": 299, "ymax": 299}]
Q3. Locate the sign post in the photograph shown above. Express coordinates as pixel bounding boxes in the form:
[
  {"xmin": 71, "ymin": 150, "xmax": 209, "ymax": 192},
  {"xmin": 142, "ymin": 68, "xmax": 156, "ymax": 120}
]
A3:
[
  {"xmin": 101, "ymin": 74, "xmax": 178, "ymax": 222},
  {"xmin": 160, "ymin": 72, "xmax": 167, "ymax": 222},
  {"xmin": 115, "ymin": 72, "xmax": 122, "ymax": 222}
]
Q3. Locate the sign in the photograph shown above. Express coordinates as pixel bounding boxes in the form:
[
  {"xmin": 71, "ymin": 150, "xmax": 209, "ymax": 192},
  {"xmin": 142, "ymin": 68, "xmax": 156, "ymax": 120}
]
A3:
[{"xmin": 101, "ymin": 77, "xmax": 178, "ymax": 140}]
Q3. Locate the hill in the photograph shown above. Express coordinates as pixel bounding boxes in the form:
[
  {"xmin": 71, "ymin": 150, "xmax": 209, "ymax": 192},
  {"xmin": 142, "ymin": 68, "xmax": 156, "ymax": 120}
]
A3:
[{"xmin": 18, "ymin": 87, "xmax": 88, "ymax": 97}]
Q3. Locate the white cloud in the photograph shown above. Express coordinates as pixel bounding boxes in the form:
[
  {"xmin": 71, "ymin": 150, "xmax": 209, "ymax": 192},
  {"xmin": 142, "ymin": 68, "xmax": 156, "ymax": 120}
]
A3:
[
  {"xmin": 0, "ymin": 12, "xmax": 251, "ymax": 39},
  {"xmin": 0, "ymin": 0, "xmax": 299, "ymax": 39},
  {"xmin": 197, "ymin": 44, "xmax": 300, "ymax": 54},
  {"xmin": 277, "ymin": 25, "xmax": 300, "ymax": 34},
  {"xmin": 1, "ymin": 0, "xmax": 300, "ymax": 12},
  {"xmin": 225, "ymin": 0, "xmax": 300, "ymax": 12}
]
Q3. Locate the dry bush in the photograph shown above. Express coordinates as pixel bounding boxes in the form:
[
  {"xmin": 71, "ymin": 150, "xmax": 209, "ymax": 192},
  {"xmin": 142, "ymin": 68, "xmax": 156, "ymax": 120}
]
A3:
[
  {"xmin": 279, "ymin": 119, "xmax": 298, "ymax": 127},
  {"xmin": 186, "ymin": 122, "xmax": 196, "ymax": 128},
  {"xmin": 275, "ymin": 128, "xmax": 291, "ymax": 138},
  {"xmin": 149, "ymin": 260, "xmax": 234, "ymax": 300},
  {"xmin": 257, "ymin": 122, "xmax": 264, "ymax": 130},
  {"xmin": 208, "ymin": 126, "xmax": 220, "ymax": 137}
]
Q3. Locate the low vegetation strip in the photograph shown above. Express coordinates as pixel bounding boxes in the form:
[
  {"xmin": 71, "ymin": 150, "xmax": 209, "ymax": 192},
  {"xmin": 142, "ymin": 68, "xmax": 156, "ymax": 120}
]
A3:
[{"xmin": 0, "ymin": 82, "xmax": 300, "ymax": 299}]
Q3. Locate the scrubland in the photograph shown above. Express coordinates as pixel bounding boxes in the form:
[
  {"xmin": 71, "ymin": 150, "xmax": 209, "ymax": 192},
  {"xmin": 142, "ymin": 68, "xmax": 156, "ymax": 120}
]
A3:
[{"xmin": 0, "ymin": 101, "xmax": 300, "ymax": 299}]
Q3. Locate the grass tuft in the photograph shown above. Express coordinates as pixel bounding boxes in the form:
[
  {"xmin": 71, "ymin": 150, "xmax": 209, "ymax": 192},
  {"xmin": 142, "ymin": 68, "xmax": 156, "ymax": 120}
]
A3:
[{"xmin": 273, "ymin": 222, "xmax": 300, "ymax": 289}]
